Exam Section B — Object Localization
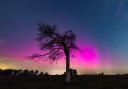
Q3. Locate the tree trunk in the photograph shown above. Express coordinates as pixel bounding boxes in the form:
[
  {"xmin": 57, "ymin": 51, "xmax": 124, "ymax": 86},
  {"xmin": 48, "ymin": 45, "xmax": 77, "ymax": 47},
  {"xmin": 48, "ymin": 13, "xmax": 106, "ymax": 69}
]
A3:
[{"xmin": 64, "ymin": 46, "xmax": 70, "ymax": 83}]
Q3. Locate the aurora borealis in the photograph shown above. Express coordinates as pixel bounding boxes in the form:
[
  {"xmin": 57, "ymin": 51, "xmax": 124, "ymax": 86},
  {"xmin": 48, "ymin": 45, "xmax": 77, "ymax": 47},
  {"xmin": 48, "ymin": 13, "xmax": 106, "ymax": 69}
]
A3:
[{"xmin": 0, "ymin": 0, "xmax": 128, "ymax": 74}]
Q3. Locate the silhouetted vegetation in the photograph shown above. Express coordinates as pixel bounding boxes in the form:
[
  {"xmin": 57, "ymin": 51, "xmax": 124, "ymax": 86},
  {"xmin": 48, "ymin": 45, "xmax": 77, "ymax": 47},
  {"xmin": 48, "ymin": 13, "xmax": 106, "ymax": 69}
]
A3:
[
  {"xmin": 0, "ymin": 69, "xmax": 49, "ymax": 76},
  {"xmin": 99, "ymin": 72, "xmax": 104, "ymax": 76},
  {"xmin": 63, "ymin": 68, "xmax": 78, "ymax": 76},
  {"xmin": 31, "ymin": 23, "xmax": 79, "ymax": 83},
  {"xmin": 0, "ymin": 69, "xmax": 128, "ymax": 89}
]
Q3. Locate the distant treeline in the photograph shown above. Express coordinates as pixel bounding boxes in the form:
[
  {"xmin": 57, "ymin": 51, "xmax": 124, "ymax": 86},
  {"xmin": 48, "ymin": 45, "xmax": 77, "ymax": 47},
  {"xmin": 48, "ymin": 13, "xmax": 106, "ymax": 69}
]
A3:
[
  {"xmin": 0, "ymin": 69, "xmax": 48, "ymax": 76},
  {"xmin": 0, "ymin": 68, "xmax": 78, "ymax": 76}
]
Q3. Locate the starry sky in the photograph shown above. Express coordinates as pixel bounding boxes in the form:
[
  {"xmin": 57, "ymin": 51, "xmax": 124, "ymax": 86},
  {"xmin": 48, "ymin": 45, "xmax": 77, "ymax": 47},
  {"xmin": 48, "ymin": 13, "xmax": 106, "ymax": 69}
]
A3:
[{"xmin": 0, "ymin": 0, "xmax": 128, "ymax": 75}]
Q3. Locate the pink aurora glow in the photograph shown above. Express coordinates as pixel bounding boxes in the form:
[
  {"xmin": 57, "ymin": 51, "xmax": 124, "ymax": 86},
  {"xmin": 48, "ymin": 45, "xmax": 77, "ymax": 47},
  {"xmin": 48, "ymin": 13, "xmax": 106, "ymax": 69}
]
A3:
[
  {"xmin": 3, "ymin": 39, "xmax": 112, "ymax": 73},
  {"xmin": 74, "ymin": 41, "xmax": 101, "ymax": 69}
]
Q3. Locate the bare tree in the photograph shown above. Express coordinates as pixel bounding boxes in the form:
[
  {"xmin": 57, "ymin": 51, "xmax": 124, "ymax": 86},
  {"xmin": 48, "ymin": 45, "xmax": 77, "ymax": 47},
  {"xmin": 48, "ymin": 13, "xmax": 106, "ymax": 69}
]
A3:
[{"xmin": 31, "ymin": 23, "xmax": 79, "ymax": 83}]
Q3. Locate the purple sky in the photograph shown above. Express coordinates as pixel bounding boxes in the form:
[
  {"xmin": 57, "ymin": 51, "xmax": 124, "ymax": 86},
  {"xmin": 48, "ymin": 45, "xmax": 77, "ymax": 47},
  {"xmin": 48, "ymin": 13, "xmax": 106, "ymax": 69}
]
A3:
[{"xmin": 0, "ymin": 0, "xmax": 128, "ymax": 74}]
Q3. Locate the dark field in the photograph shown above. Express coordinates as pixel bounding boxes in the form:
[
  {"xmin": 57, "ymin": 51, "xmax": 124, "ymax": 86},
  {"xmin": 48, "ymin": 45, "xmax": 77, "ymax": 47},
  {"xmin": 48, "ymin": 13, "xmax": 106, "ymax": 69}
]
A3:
[{"xmin": 0, "ymin": 75, "xmax": 128, "ymax": 89}]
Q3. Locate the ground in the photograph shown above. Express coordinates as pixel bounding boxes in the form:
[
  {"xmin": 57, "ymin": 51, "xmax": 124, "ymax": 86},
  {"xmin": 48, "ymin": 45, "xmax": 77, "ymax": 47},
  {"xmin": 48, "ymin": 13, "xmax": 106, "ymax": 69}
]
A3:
[{"xmin": 0, "ymin": 75, "xmax": 128, "ymax": 89}]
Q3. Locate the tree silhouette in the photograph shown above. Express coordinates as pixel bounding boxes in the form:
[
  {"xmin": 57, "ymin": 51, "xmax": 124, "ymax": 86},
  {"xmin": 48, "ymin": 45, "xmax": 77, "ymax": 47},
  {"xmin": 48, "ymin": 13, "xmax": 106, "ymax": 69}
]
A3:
[
  {"xmin": 31, "ymin": 23, "xmax": 79, "ymax": 83},
  {"xmin": 70, "ymin": 68, "xmax": 77, "ymax": 76},
  {"xmin": 34, "ymin": 70, "xmax": 39, "ymax": 75}
]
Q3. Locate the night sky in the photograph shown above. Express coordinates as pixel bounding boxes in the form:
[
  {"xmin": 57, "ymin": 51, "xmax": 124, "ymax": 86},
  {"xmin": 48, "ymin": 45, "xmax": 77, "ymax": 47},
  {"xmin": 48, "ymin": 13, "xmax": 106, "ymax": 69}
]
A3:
[{"xmin": 0, "ymin": 0, "xmax": 128, "ymax": 74}]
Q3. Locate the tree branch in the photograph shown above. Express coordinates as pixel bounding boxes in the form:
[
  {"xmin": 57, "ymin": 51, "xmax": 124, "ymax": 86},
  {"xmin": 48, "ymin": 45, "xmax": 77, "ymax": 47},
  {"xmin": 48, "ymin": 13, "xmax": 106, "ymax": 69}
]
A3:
[{"xmin": 30, "ymin": 47, "xmax": 61, "ymax": 59}]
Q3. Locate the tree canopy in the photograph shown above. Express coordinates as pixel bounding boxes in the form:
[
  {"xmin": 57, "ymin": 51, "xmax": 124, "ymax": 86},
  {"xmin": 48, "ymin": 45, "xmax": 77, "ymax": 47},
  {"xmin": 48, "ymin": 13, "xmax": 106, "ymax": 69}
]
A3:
[{"xmin": 31, "ymin": 23, "xmax": 78, "ymax": 62}]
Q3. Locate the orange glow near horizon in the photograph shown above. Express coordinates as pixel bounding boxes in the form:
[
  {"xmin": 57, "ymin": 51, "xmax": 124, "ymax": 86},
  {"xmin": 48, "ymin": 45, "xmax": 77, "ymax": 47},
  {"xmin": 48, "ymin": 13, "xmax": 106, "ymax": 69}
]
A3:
[{"xmin": 0, "ymin": 64, "xmax": 14, "ymax": 70}]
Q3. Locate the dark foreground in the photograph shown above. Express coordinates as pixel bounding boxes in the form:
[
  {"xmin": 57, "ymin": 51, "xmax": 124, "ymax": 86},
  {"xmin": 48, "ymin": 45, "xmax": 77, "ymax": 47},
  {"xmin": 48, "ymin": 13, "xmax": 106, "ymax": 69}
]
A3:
[{"xmin": 0, "ymin": 75, "xmax": 128, "ymax": 89}]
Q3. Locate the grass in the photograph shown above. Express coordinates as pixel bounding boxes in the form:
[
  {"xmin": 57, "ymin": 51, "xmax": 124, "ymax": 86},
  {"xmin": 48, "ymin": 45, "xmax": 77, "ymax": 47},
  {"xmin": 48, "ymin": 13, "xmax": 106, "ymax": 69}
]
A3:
[{"xmin": 0, "ymin": 75, "xmax": 128, "ymax": 89}]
